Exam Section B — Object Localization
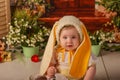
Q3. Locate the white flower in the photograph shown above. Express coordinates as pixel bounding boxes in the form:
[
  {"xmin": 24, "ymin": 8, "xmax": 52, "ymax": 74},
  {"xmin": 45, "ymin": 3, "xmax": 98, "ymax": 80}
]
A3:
[
  {"xmin": 4, "ymin": 9, "xmax": 50, "ymax": 47},
  {"xmin": 15, "ymin": 29, "xmax": 20, "ymax": 33},
  {"xmin": 89, "ymin": 30, "xmax": 114, "ymax": 45},
  {"xmin": 26, "ymin": 39, "xmax": 30, "ymax": 44}
]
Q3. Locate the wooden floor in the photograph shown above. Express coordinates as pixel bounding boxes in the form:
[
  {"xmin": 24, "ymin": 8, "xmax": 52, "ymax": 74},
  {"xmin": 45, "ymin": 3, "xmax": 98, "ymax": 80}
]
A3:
[
  {"xmin": 95, "ymin": 50, "xmax": 120, "ymax": 80},
  {"xmin": 0, "ymin": 50, "xmax": 120, "ymax": 80}
]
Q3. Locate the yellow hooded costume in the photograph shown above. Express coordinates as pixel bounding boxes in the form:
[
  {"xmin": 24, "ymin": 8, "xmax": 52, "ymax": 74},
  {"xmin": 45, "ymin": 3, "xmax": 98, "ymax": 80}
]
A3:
[{"xmin": 39, "ymin": 16, "xmax": 91, "ymax": 79}]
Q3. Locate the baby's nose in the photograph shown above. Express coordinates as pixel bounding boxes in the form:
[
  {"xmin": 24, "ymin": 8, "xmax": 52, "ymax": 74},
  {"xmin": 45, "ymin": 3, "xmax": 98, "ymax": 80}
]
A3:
[{"xmin": 67, "ymin": 38, "xmax": 72, "ymax": 43}]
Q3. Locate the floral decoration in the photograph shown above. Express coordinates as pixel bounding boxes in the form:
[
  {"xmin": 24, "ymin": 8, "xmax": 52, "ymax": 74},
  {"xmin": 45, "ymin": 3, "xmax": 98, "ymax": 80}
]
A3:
[
  {"xmin": 89, "ymin": 30, "xmax": 115, "ymax": 45},
  {"xmin": 0, "ymin": 39, "xmax": 12, "ymax": 62},
  {"xmin": 3, "ymin": 9, "xmax": 50, "ymax": 49},
  {"xmin": 14, "ymin": 0, "xmax": 51, "ymax": 17}
]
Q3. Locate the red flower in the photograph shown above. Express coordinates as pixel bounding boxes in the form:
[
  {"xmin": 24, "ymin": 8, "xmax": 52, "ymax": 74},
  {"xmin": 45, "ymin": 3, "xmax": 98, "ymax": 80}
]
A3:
[{"xmin": 31, "ymin": 54, "xmax": 40, "ymax": 62}]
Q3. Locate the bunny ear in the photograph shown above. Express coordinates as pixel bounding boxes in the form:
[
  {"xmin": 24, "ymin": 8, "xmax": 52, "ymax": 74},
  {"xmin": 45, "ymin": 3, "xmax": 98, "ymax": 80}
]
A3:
[
  {"xmin": 69, "ymin": 23, "xmax": 91, "ymax": 79},
  {"xmin": 39, "ymin": 22, "xmax": 58, "ymax": 75}
]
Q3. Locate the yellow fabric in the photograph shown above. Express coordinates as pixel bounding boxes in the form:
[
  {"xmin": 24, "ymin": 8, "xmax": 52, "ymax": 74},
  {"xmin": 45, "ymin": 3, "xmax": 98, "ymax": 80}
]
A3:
[
  {"xmin": 68, "ymin": 51, "xmax": 74, "ymax": 65},
  {"xmin": 60, "ymin": 68, "xmax": 71, "ymax": 78},
  {"xmin": 39, "ymin": 22, "xmax": 58, "ymax": 75},
  {"xmin": 56, "ymin": 45, "xmax": 74, "ymax": 65},
  {"xmin": 69, "ymin": 24, "xmax": 91, "ymax": 78},
  {"xmin": 60, "ymin": 68, "xmax": 83, "ymax": 80}
]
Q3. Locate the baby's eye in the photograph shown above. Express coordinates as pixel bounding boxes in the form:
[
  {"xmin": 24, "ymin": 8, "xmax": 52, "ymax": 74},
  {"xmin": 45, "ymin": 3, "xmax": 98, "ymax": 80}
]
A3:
[
  {"xmin": 72, "ymin": 36, "xmax": 76, "ymax": 39},
  {"xmin": 63, "ymin": 36, "xmax": 67, "ymax": 39}
]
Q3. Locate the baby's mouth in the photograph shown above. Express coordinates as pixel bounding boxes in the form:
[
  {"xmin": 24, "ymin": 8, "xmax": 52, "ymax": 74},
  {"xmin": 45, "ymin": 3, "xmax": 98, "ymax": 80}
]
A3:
[{"xmin": 67, "ymin": 45, "xmax": 73, "ymax": 47}]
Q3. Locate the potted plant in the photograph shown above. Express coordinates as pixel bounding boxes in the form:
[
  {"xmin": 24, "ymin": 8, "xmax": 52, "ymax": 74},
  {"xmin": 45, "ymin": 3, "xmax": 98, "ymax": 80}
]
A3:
[
  {"xmin": 89, "ymin": 30, "xmax": 114, "ymax": 56},
  {"xmin": 3, "ymin": 7, "xmax": 50, "ymax": 58},
  {"xmin": 3, "ymin": 0, "xmax": 51, "ymax": 58}
]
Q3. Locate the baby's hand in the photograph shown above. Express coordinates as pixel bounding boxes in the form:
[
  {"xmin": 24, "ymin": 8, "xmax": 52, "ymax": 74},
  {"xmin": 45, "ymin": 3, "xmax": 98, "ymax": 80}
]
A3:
[{"xmin": 46, "ymin": 66, "xmax": 56, "ymax": 78}]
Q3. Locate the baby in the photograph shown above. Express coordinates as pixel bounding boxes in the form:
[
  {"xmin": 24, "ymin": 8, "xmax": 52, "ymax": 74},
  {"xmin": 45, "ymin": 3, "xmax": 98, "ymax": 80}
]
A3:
[{"xmin": 39, "ymin": 16, "xmax": 96, "ymax": 80}]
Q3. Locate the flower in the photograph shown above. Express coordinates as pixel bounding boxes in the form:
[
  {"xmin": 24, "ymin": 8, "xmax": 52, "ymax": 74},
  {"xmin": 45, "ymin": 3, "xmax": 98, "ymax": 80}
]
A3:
[
  {"xmin": 15, "ymin": 0, "xmax": 51, "ymax": 16},
  {"xmin": 89, "ymin": 30, "xmax": 115, "ymax": 45},
  {"xmin": 3, "ymin": 9, "xmax": 50, "ymax": 49}
]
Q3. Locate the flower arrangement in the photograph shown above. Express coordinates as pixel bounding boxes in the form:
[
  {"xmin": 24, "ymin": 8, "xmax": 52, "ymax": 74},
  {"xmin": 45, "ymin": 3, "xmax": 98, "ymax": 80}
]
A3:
[
  {"xmin": 14, "ymin": 0, "xmax": 51, "ymax": 17},
  {"xmin": 89, "ymin": 30, "xmax": 115, "ymax": 45},
  {"xmin": 96, "ymin": 0, "xmax": 120, "ymax": 30},
  {"xmin": 3, "ymin": 9, "xmax": 50, "ymax": 49},
  {"xmin": 2, "ymin": 0, "xmax": 51, "ymax": 49},
  {"xmin": 0, "ymin": 39, "xmax": 12, "ymax": 62}
]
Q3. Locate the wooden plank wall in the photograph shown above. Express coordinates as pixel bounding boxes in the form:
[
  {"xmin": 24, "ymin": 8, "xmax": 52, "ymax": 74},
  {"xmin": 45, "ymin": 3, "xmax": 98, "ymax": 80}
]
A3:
[
  {"xmin": 39, "ymin": 0, "xmax": 109, "ymax": 32},
  {"xmin": 0, "ymin": 0, "xmax": 11, "ymax": 39}
]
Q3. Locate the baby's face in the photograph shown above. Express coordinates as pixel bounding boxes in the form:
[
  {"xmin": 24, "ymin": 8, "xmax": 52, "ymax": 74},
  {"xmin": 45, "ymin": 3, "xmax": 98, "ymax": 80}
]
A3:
[{"xmin": 59, "ymin": 27, "xmax": 80, "ymax": 51}]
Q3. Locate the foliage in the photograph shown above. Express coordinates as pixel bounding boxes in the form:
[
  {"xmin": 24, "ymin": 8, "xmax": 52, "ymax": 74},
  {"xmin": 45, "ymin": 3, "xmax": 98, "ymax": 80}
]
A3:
[
  {"xmin": 102, "ymin": 42, "xmax": 120, "ymax": 51},
  {"xmin": 15, "ymin": 0, "xmax": 51, "ymax": 17},
  {"xmin": 97, "ymin": 0, "xmax": 120, "ymax": 14},
  {"xmin": 3, "ymin": 8, "xmax": 50, "ymax": 48},
  {"xmin": 2, "ymin": 0, "xmax": 51, "ymax": 48},
  {"xmin": 89, "ymin": 30, "xmax": 115, "ymax": 45},
  {"xmin": 97, "ymin": 0, "xmax": 120, "ymax": 29}
]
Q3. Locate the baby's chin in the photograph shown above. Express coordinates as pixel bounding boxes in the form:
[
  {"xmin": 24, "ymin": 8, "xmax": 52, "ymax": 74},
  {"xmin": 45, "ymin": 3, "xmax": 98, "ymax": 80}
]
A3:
[{"xmin": 65, "ymin": 48, "xmax": 77, "ymax": 51}]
